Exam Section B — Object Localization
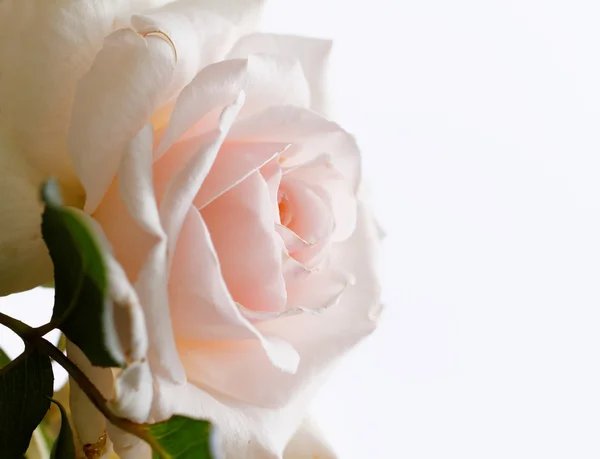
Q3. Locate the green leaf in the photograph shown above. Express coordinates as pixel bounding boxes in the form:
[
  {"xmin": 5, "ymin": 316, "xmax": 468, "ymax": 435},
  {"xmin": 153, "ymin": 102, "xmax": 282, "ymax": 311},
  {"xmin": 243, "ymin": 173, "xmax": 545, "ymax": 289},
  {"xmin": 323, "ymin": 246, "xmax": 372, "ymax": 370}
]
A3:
[
  {"xmin": 0, "ymin": 347, "xmax": 10, "ymax": 368},
  {"xmin": 0, "ymin": 346, "xmax": 53, "ymax": 458},
  {"xmin": 144, "ymin": 416, "xmax": 219, "ymax": 459},
  {"xmin": 41, "ymin": 179, "xmax": 124, "ymax": 368},
  {"xmin": 49, "ymin": 400, "xmax": 76, "ymax": 459}
]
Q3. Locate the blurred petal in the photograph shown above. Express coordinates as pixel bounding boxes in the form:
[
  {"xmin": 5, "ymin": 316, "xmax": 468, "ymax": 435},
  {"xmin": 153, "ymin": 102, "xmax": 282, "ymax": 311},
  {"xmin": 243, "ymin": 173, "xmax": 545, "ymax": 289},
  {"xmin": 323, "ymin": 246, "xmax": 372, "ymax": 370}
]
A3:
[
  {"xmin": 229, "ymin": 33, "xmax": 333, "ymax": 113},
  {"xmin": 70, "ymin": 28, "xmax": 176, "ymax": 213},
  {"xmin": 67, "ymin": 342, "xmax": 113, "ymax": 448},
  {"xmin": 0, "ymin": 0, "xmax": 123, "ymax": 185},
  {"xmin": 0, "ymin": 146, "xmax": 51, "ymax": 295},
  {"xmin": 284, "ymin": 418, "xmax": 337, "ymax": 459},
  {"xmin": 151, "ymin": 377, "xmax": 301, "ymax": 459}
]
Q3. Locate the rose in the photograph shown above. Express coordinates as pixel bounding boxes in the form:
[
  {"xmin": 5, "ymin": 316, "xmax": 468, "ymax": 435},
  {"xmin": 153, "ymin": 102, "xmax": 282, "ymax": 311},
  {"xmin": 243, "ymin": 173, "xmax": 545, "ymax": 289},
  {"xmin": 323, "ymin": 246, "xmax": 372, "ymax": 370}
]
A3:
[
  {"xmin": 0, "ymin": 1, "xmax": 382, "ymax": 457},
  {"xmin": 0, "ymin": 0, "xmax": 261, "ymax": 294}
]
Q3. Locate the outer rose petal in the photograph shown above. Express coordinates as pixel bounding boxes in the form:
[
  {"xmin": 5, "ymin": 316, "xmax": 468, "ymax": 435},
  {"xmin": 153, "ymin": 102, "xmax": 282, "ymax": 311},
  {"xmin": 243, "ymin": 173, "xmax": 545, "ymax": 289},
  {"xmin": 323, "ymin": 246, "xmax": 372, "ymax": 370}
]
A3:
[
  {"xmin": 67, "ymin": 342, "xmax": 114, "ymax": 448},
  {"xmin": 158, "ymin": 55, "xmax": 310, "ymax": 156},
  {"xmin": 229, "ymin": 33, "xmax": 333, "ymax": 113},
  {"xmin": 283, "ymin": 418, "xmax": 337, "ymax": 459},
  {"xmin": 70, "ymin": 29, "xmax": 176, "ymax": 213},
  {"xmin": 131, "ymin": 0, "xmax": 238, "ymax": 100},
  {"xmin": 151, "ymin": 377, "xmax": 304, "ymax": 459},
  {"xmin": 0, "ymin": 0, "xmax": 123, "ymax": 187},
  {"xmin": 0, "ymin": 141, "xmax": 52, "ymax": 295}
]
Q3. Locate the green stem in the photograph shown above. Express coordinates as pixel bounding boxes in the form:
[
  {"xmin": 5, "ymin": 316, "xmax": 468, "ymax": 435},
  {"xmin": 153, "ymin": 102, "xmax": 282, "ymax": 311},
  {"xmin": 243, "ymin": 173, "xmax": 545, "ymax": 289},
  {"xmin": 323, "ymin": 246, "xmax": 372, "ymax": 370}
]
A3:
[
  {"xmin": 35, "ymin": 340, "xmax": 160, "ymax": 447},
  {"xmin": 0, "ymin": 312, "xmax": 166, "ymax": 456},
  {"xmin": 0, "ymin": 311, "xmax": 36, "ymax": 338}
]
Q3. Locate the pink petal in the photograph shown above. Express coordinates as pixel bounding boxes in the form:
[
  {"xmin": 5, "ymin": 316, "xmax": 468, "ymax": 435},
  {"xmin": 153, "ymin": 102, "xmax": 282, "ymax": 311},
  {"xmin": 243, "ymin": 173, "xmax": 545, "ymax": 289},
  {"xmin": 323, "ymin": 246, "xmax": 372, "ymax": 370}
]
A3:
[
  {"xmin": 260, "ymin": 158, "xmax": 284, "ymax": 224},
  {"xmin": 285, "ymin": 154, "xmax": 357, "ymax": 242},
  {"xmin": 201, "ymin": 171, "xmax": 287, "ymax": 312},
  {"xmin": 160, "ymin": 94, "xmax": 244, "ymax": 271},
  {"xmin": 279, "ymin": 177, "xmax": 334, "ymax": 268},
  {"xmin": 227, "ymin": 106, "xmax": 362, "ymax": 191},
  {"xmin": 172, "ymin": 201, "xmax": 381, "ymax": 408},
  {"xmin": 168, "ymin": 207, "xmax": 299, "ymax": 372},
  {"xmin": 194, "ymin": 141, "xmax": 289, "ymax": 210}
]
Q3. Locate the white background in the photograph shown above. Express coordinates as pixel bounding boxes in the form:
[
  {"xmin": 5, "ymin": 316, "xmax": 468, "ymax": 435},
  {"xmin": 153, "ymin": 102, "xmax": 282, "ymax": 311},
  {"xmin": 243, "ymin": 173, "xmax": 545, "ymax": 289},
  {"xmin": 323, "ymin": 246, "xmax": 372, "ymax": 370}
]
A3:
[
  {"xmin": 2, "ymin": 1, "xmax": 600, "ymax": 458},
  {"xmin": 262, "ymin": 1, "xmax": 600, "ymax": 458}
]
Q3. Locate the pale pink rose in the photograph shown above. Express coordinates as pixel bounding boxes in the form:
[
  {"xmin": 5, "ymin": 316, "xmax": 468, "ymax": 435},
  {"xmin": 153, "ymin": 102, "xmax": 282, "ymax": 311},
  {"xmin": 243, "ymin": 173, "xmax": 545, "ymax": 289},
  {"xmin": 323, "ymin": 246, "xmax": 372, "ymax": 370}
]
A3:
[{"xmin": 0, "ymin": 0, "xmax": 382, "ymax": 457}]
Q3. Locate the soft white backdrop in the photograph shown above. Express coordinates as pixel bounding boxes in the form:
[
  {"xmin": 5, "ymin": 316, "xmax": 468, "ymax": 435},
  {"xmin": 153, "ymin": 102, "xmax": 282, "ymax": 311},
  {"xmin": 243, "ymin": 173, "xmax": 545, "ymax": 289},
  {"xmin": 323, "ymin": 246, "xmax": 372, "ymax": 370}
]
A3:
[
  {"xmin": 262, "ymin": 1, "xmax": 600, "ymax": 458},
  {"xmin": 2, "ymin": 1, "xmax": 600, "ymax": 458}
]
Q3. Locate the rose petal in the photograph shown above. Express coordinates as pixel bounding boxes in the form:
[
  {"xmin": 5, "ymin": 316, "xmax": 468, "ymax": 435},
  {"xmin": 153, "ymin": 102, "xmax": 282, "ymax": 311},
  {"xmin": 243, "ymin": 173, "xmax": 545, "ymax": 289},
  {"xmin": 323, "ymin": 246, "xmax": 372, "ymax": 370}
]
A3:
[
  {"xmin": 160, "ymin": 93, "xmax": 245, "ymax": 269},
  {"xmin": 283, "ymin": 418, "xmax": 337, "ymax": 459},
  {"xmin": 279, "ymin": 177, "xmax": 334, "ymax": 267},
  {"xmin": 151, "ymin": 376, "xmax": 302, "ymax": 459},
  {"xmin": 131, "ymin": 0, "xmax": 238, "ymax": 101},
  {"xmin": 174, "ymin": 201, "xmax": 380, "ymax": 408},
  {"xmin": 70, "ymin": 28, "xmax": 176, "ymax": 213},
  {"xmin": 227, "ymin": 106, "xmax": 362, "ymax": 191},
  {"xmin": 119, "ymin": 125, "xmax": 185, "ymax": 383},
  {"xmin": 201, "ymin": 171, "xmax": 287, "ymax": 312},
  {"xmin": 285, "ymin": 154, "xmax": 357, "ymax": 242},
  {"xmin": 260, "ymin": 158, "xmax": 284, "ymax": 224},
  {"xmin": 157, "ymin": 54, "xmax": 309, "ymax": 155},
  {"xmin": 67, "ymin": 342, "xmax": 114, "ymax": 446},
  {"xmin": 194, "ymin": 141, "xmax": 289, "ymax": 210},
  {"xmin": 0, "ymin": 148, "xmax": 52, "ymax": 295},
  {"xmin": 169, "ymin": 207, "xmax": 299, "ymax": 373},
  {"xmin": 0, "ymin": 0, "xmax": 122, "ymax": 185},
  {"xmin": 229, "ymin": 33, "xmax": 333, "ymax": 113}
]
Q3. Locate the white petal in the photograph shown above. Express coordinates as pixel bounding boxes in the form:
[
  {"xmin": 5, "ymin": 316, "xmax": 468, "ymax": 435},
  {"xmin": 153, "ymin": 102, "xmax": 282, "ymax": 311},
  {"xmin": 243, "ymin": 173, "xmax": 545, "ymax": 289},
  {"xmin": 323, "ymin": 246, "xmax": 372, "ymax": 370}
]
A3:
[
  {"xmin": 70, "ymin": 28, "xmax": 176, "ymax": 213},
  {"xmin": 151, "ymin": 377, "xmax": 301, "ymax": 459},
  {"xmin": 67, "ymin": 342, "xmax": 114, "ymax": 447},
  {"xmin": 158, "ymin": 55, "xmax": 309, "ymax": 156},
  {"xmin": 0, "ymin": 0, "xmax": 123, "ymax": 185},
  {"xmin": 117, "ymin": 125, "xmax": 186, "ymax": 383},
  {"xmin": 110, "ymin": 361, "xmax": 153, "ymax": 422},
  {"xmin": 131, "ymin": 0, "xmax": 238, "ymax": 100},
  {"xmin": 229, "ymin": 33, "xmax": 333, "ymax": 113},
  {"xmin": 284, "ymin": 418, "xmax": 337, "ymax": 459},
  {"xmin": 0, "ymin": 143, "xmax": 52, "ymax": 295}
]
